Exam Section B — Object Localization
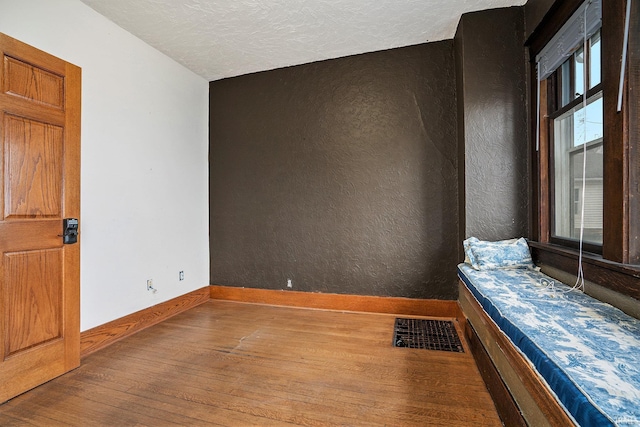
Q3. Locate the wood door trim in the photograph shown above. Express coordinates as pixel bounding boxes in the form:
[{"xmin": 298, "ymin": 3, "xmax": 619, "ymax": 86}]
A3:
[
  {"xmin": 62, "ymin": 56, "xmax": 81, "ymax": 372},
  {"xmin": 210, "ymin": 285, "xmax": 463, "ymax": 318},
  {"xmin": 79, "ymin": 287, "xmax": 210, "ymax": 358}
]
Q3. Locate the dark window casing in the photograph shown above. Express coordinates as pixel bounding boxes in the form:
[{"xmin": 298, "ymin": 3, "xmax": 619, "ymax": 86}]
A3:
[{"xmin": 527, "ymin": 0, "xmax": 640, "ymax": 299}]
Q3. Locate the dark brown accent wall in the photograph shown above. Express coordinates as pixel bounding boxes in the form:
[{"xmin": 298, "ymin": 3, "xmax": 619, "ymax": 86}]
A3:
[
  {"xmin": 209, "ymin": 7, "xmax": 531, "ymax": 300},
  {"xmin": 524, "ymin": 0, "xmax": 557, "ymax": 40},
  {"xmin": 455, "ymin": 7, "xmax": 530, "ymax": 242},
  {"xmin": 209, "ymin": 42, "xmax": 459, "ymax": 299}
]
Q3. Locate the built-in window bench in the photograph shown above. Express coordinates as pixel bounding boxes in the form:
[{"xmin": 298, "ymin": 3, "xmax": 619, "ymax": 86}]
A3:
[{"xmin": 457, "ymin": 264, "xmax": 640, "ymax": 427}]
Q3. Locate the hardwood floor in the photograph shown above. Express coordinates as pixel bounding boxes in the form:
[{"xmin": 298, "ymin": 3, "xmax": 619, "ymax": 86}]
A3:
[{"xmin": 0, "ymin": 301, "xmax": 502, "ymax": 426}]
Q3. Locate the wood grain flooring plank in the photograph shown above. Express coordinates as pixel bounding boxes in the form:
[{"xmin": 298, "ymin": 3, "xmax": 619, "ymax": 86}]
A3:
[
  {"xmin": 0, "ymin": 300, "xmax": 501, "ymax": 426},
  {"xmin": 76, "ymin": 356, "xmax": 490, "ymax": 426},
  {"xmin": 64, "ymin": 369, "xmax": 294, "ymax": 426}
]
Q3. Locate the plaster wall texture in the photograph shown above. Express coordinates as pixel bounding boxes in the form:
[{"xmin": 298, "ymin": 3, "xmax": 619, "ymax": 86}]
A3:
[
  {"xmin": 524, "ymin": 0, "xmax": 558, "ymax": 39},
  {"xmin": 210, "ymin": 42, "xmax": 460, "ymax": 299},
  {"xmin": 0, "ymin": 0, "xmax": 210, "ymax": 330},
  {"xmin": 455, "ymin": 7, "xmax": 530, "ymax": 242}
]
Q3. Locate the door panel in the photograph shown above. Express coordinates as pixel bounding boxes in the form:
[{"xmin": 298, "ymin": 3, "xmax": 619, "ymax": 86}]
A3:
[
  {"xmin": 0, "ymin": 33, "xmax": 80, "ymax": 403},
  {"xmin": 5, "ymin": 249, "xmax": 63, "ymax": 357},
  {"xmin": 4, "ymin": 56, "xmax": 64, "ymax": 109},
  {"xmin": 4, "ymin": 115, "xmax": 63, "ymax": 218}
]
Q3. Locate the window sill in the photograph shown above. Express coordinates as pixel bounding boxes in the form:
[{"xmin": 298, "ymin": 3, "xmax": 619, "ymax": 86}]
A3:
[{"xmin": 528, "ymin": 241, "xmax": 640, "ymax": 301}]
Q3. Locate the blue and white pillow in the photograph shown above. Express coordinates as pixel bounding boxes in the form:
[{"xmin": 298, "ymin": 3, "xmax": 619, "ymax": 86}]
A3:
[
  {"xmin": 464, "ymin": 237, "xmax": 535, "ymax": 270},
  {"xmin": 463, "ymin": 237, "xmax": 480, "ymax": 269}
]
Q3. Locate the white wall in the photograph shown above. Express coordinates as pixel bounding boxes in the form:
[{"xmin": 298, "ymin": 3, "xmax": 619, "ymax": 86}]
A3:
[{"xmin": 0, "ymin": 0, "xmax": 210, "ymax": 331}]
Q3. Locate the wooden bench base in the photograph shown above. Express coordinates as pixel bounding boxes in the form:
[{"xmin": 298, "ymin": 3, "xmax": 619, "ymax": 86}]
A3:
[{"xmin": 458, "ymin": 280, "xmax": 576, "ymax": 427}]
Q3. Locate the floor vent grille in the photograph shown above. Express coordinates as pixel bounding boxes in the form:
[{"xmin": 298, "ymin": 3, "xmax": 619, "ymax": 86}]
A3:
[{"xmin": 393, "ymin": 318, "xmax": 464, "ymax": 352}]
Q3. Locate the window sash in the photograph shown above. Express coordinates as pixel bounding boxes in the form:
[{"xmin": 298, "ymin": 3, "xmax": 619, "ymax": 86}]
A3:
[{"xmin": 544, "ymin": 27, "xmax": 603, "ymax": 251}]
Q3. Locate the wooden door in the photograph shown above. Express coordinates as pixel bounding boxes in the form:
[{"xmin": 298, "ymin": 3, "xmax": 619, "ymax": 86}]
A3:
[{"xmin": 0, "ymin": 33, "xmax": 81, "ymax": 403}]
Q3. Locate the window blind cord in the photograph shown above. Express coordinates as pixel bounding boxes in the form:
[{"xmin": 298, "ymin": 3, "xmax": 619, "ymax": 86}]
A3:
[
  {"xmin": 618, "ymin": 0, "xmax": 632, "ymax": 112},
  {"xmin": 574, "ymin": 1, "xmax": 591, "ymax": 293},
  {"xmin": 538, "ymin": 276, "xmax": 585, "ymax": 296}
]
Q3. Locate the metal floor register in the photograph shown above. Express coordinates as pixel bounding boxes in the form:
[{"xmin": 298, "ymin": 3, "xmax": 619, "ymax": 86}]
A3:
[{"xmin": 392, "ymin": 318, "xmax": 464, "ymax": 352}]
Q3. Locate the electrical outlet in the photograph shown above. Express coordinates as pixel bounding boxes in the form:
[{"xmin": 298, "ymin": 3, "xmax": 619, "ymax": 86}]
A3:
[
  {"xmin": 146, "ymin": 279, "xmax": 157, "ymax": 293},
  {"xmin": 287, "ymin": 279, "xmax": 292, "ymax": 288},
  {"xmin": 179, "ymin": 271, "xmax": 184, "ymax": 281}
]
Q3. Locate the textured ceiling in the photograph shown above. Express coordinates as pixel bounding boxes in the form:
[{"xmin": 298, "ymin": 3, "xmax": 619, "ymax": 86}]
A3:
[{"xmin": 80, "ymin": 0, "xmax": 526, "ymax": 81}]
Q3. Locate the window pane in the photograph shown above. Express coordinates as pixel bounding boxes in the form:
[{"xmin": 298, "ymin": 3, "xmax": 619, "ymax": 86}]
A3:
[
  {"xmin": 590, "ymin": 31, "xmax": 601, "ymax": 88},
  {"xmin": 561, "ymin": 60, "xmax": 571, "ymax": 107},
  {"xmin": 575, "ymin": 47, "xmax": 584, "ymax": 98},
  {"xmin": 553, "ymin": 94, "xmax": 603, "ymax": 244},
  {"xmin": 573, "ymin": 96, "xmax": 603, "ymax": 146},
  {"xmin": 570, "ymin": 144, "xmax": 603, "ymax": 243}
]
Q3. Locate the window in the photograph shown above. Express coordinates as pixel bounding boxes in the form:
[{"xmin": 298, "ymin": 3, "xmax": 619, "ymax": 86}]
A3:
[
  {"xmin": 529, "ymin": 0, "xmax": 640, "ymax": 299},
  {"xmin": 534, "ymin": 0, "xmax": 605, "ymax": 254},
  {"xmin": 531, "ymin": 0, "xmax": 638, "ymax": 267},
  {"xmin": 549, "ymin": 31, "xmax": 603, "ymax": 245}
]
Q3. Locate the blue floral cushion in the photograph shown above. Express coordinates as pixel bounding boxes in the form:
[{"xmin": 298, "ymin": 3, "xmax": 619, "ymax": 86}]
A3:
[
  {"xmin": 465, "ymin": 237, "xmax": 535, "ymax": 270},
  {"xmin": 458, "ymin": 264, "xmax": 640, "ymax": 427}
]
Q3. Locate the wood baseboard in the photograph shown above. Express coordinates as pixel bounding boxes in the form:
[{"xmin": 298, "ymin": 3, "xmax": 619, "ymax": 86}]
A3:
[
  {"xmin": 80, "ymin": 286, "xmax": 462, "ymax": 358},
  {"xmin": 80, "ymin": 287, "xmax": 210, "ymax": 358},
  {"xmin": 210, "ymin": 285, "xmax": 462, "ymax": 318}
]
